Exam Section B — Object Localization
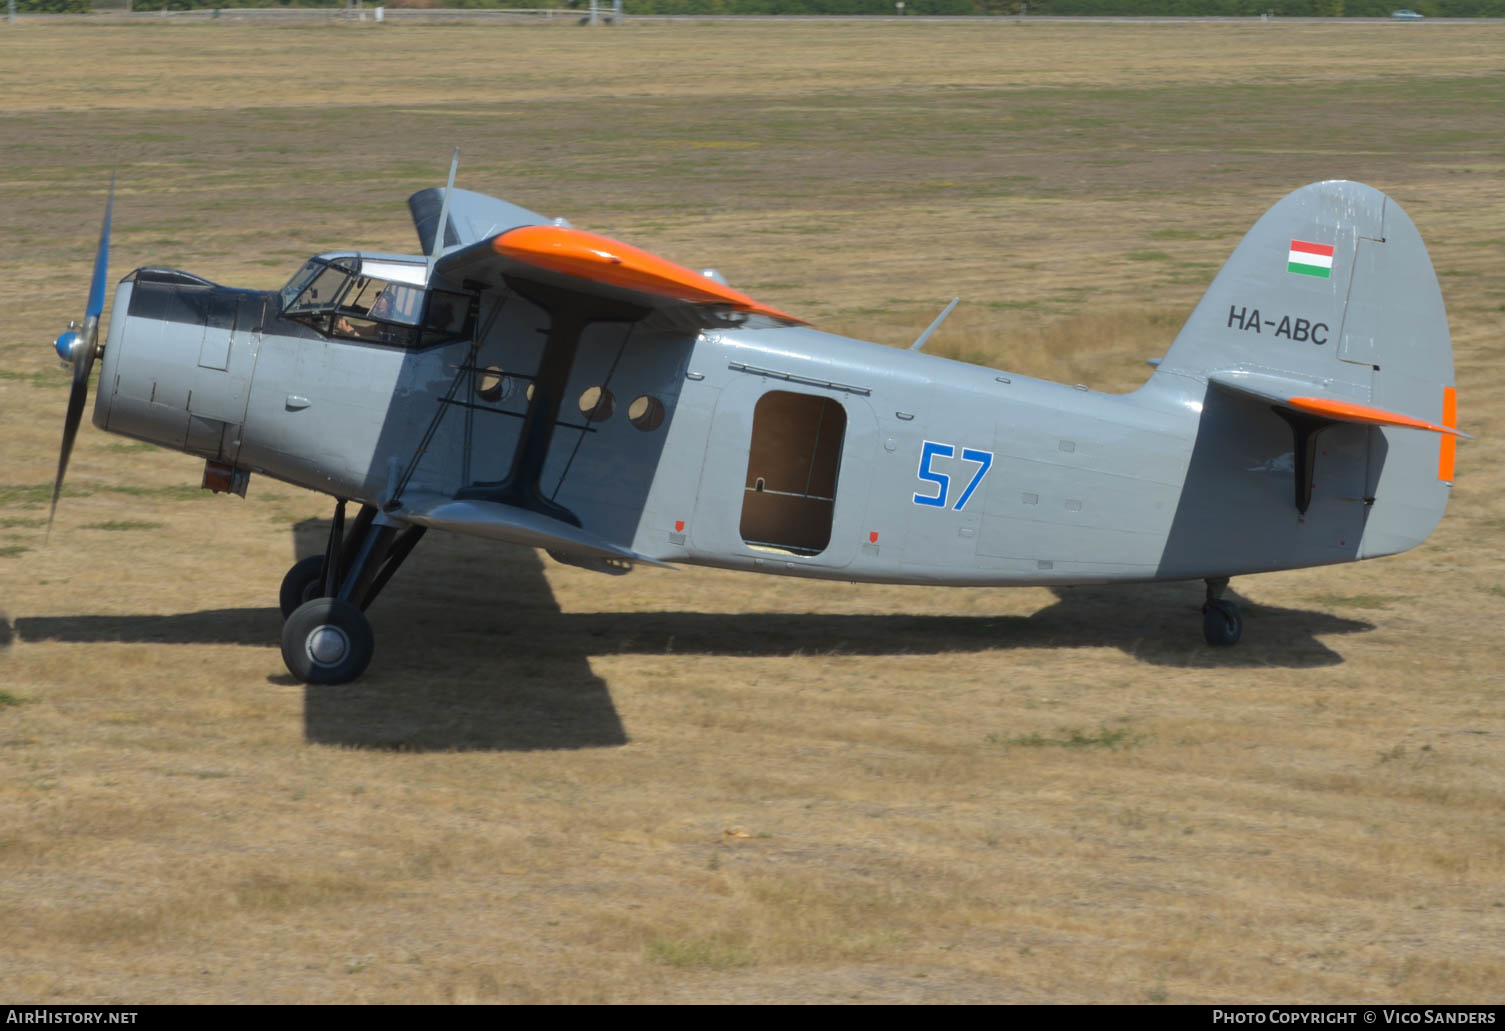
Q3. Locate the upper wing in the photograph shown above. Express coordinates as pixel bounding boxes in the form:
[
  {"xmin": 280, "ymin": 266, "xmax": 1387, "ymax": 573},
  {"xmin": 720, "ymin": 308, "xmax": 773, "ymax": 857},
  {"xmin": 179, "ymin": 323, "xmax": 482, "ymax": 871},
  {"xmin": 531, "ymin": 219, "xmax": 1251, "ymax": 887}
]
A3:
[
  {"xmin": 434, "ymin": 220, "xmax": 804, "ymax": 326},
  {"xmin": 407, "ymin": 186, "xmax": 553, "ymax": 254}
]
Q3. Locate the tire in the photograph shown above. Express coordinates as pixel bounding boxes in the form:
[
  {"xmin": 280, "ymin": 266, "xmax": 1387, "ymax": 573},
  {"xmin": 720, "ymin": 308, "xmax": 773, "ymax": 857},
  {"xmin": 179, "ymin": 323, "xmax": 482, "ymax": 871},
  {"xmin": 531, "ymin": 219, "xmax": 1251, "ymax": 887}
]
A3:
[
  {"xmin": 1202, "ymin": 600, "xmax": 1243, "ymax": 647},
  {"xmin": 281, "ymin": 597, "xmax": 374, "ymax": 685},
  {"xmin": 279, "ymin": 555, "xmax": 326, "ymax": 620}
]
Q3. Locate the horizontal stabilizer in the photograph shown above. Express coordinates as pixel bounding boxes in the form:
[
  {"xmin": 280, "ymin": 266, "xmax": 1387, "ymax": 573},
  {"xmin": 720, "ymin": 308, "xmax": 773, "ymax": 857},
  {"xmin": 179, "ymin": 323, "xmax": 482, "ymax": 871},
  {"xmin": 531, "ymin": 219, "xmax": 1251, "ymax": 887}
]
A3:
[
  {"xmin": 396, "ymin": 497, "xmax": 673, "ymax": 568},
  {"xmin": 1284, "ymin": 397, "xmax": 1469, "ymax": 438},
  {"xmin": 1207, "ymin": 370, "xmax": 1468, "ymax": 437}
]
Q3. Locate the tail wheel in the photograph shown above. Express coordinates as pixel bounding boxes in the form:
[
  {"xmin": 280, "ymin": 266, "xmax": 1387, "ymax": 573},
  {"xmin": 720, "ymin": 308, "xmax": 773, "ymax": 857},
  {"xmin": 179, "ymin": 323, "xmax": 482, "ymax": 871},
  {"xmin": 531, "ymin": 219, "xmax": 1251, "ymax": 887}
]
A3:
[
  {"xmin": 1202, "ymin": 600, "xmax": 1243, "ymax": 647},
  {"xmin": 282, "ymin": 598, "xmax": 374, "ymax": 685}
]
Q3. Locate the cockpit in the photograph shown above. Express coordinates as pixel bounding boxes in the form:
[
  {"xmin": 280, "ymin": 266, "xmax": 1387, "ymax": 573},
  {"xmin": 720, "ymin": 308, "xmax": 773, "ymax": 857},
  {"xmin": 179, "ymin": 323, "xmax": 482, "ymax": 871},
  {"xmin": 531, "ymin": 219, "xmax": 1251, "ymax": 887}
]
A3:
[{"xmin": 280, "ymin": 255, "xmax": 474, "ymax": 348}]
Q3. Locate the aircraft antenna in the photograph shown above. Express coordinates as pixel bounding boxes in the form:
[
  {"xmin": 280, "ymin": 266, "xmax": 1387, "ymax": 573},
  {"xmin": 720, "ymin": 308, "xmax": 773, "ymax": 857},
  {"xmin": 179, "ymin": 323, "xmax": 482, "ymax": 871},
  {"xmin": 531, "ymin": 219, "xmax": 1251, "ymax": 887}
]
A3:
[
  {"xmin": 910, "ymin": 296, "xmax": 960, "ymax": 351},
  {"xmin": 427, "ymin": 147, "xmax": 460, "ymax": 279}
]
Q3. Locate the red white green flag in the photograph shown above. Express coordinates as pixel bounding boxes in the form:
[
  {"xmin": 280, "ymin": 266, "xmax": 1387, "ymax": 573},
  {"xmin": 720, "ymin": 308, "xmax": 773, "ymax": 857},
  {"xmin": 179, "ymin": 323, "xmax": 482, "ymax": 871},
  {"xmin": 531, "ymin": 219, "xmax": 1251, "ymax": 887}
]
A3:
[{"xmin": 1288, "ymin": 239, "xmax": 1334, "ymax": 278}]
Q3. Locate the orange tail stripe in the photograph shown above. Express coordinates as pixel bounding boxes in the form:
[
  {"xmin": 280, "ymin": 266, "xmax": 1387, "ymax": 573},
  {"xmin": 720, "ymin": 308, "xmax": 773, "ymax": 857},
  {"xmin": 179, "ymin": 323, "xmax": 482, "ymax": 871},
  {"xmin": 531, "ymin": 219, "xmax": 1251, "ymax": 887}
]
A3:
[
  {"xmin": 492, "ymin": 225, "xmax": 803, "ymax": 323},
  {"xmin": 1285, "ymin": 396, "xmax": 1467, "ymax": 437},
  {"xmin": 1438, "ymin": 386, "xmax": 1458, "ymax": 482}
]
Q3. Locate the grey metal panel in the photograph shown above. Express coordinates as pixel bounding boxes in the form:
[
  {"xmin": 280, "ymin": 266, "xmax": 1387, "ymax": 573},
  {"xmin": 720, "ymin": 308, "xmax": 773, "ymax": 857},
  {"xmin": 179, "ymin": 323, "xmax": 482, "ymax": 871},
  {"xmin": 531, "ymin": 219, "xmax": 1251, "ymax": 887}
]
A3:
[
  {"xmin": 185, "ymin": 415, "xmax": 225, "ymax": 459},
  {"xmin": 197, "ymin": 326, "xmax": 231, "ymax": 370},
  {"xmin": 628, "ymin": 342, "xmax": 722, "ymax": 559}
]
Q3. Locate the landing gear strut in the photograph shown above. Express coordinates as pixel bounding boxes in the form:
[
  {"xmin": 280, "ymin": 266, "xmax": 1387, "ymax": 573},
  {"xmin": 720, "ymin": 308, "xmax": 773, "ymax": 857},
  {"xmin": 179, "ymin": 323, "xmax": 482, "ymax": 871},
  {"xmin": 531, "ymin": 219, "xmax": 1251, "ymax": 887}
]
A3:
[
  {"xmin": 1201, "ymin": 577, "xmax": 1242, "ymax": 647},
  {"xmin": 279, "ymin": 500, "xmax": 426, "ymax": 684}
]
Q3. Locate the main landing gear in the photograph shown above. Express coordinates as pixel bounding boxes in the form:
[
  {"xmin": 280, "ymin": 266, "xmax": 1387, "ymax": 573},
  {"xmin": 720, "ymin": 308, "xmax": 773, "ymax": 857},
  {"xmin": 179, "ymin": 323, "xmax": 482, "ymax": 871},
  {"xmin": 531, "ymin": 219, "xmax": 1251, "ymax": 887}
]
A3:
[
  {"xmin": 1201, "ymin": 577, "xmax": 1243, "ymax": 647},
  {"xmin": 279, "ymin": 500, "xmax": 425, "ymax": 684}
]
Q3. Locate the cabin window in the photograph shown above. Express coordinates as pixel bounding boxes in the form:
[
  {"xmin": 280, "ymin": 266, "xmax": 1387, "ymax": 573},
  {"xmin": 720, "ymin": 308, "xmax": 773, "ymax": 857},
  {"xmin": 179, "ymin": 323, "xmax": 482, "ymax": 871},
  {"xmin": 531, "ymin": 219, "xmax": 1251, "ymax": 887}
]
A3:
[
  {"xmin": 422, "ymin": 289, "xmax": 475, "ymax": 345},
  {"xmin": 739, "ymin": 390, "xmax": 845, "ymax": 556}
]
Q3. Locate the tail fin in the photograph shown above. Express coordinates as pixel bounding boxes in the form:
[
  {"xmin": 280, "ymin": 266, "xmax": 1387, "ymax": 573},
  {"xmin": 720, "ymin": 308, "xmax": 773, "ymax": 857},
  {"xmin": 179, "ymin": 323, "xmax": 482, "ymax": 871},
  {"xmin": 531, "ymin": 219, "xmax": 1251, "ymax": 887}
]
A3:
[{"xmin": 1150, "ymin": 181, "xmax": 1460, "ymax": 564}]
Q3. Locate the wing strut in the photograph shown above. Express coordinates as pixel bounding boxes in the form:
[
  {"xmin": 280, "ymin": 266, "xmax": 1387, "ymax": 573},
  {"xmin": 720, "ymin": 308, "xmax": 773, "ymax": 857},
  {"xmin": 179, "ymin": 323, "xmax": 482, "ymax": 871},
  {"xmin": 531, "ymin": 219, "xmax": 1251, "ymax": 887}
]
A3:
[
  {"xmin": 426, "ymin": 147, "xmax": 460, "ymax": 279},
  {"xmin": 455, "ymin": 279, "xmax": 647, "ymax": 526},
  {"xmin": 910, "ymin": 297, "xmax": 959, "ymax": 351}
]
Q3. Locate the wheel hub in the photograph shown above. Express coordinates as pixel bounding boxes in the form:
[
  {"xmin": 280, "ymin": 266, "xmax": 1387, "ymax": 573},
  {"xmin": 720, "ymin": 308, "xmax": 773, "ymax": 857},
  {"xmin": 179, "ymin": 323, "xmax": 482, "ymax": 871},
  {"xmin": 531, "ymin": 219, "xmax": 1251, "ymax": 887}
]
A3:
[{"xmin": 307, "ymin": 624, "xmax": 350, "ymax": 667}]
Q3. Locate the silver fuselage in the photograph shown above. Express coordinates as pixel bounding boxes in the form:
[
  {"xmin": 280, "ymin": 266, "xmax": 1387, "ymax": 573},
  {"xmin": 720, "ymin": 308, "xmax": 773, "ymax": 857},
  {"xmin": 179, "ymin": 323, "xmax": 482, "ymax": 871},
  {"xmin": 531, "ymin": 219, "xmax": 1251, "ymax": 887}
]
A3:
[{"xmin": 93, "ymin": 252, "xmax": 1416, "ymax": 589}]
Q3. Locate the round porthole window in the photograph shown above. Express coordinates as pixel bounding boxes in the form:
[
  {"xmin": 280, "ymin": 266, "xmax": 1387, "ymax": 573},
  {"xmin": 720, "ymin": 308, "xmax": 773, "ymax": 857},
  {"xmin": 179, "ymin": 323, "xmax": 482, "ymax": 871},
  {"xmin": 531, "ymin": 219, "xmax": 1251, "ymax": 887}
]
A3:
[
  {"xmin": 578, "ymin": 385, "xmax": 615, "ymax": 422},
  {"xmin": 476, "ymin": 365, "xmax": 510, "ymax": 403},
  {"xmin": 628, "ymin": 394, "xmax": 665, "ymax": 431}
]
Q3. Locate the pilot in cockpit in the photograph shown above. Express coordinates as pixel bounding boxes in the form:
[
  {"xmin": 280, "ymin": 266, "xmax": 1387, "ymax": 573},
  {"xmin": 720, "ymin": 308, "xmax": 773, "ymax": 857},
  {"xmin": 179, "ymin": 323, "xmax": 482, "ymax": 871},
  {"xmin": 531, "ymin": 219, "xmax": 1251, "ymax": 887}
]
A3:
[{"xmin": 335, "ymin": 288, "xmax": 399, "ymax": 339}]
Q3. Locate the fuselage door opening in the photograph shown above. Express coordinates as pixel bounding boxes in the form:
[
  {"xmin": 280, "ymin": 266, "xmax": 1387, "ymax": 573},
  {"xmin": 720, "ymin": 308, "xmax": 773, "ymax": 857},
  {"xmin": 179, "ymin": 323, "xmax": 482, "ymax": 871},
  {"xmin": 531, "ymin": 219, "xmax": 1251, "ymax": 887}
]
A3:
[{"xmin": 739, "ymin": 389, "xmax": 847, "ymax": 556}]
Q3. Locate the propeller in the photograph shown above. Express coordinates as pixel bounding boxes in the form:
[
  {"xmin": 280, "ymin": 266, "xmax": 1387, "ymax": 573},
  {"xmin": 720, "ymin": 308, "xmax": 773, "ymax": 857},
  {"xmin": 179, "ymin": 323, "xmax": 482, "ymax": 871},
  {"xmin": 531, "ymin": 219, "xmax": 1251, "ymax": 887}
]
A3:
[{"xmin": 49, "ymin": 173, "xmax": 115, "ymax": 536}]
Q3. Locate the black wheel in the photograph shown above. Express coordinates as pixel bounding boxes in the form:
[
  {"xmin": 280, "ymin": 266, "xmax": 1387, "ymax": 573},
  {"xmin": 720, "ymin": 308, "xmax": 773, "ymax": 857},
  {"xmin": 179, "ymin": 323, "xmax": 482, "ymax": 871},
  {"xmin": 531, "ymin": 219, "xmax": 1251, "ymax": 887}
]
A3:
[
  {"xmin": 279, "ymin": 555, "xmax": 326, "ymax": 620},
  {"xmin": 281, "ymin": 597, "xmax": 374, "ymax": 685},
  {"xmin": 1202, "ymin": 599, "xmax": 1243, "ymax": 647}
]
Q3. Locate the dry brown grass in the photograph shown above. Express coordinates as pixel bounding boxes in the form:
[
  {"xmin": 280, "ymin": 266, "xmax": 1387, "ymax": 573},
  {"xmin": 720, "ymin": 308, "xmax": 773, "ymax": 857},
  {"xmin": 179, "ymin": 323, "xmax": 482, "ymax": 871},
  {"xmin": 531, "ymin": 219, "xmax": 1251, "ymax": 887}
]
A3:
[{"xmin": 2, "ymin": 18, "xmax": 1504, "ymax": 1004}]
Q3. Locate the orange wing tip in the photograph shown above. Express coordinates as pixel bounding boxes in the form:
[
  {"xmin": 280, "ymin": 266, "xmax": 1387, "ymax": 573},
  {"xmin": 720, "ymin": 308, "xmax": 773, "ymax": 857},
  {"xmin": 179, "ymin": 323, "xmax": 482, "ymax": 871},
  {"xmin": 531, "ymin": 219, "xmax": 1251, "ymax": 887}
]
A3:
[
  {"xmin": 1286, "ymin": 396, "xmax": 1471, "ymax": 438},
  {"xmin": 493, "ymin": 225, "xmax": 804, "ymax": 324}
]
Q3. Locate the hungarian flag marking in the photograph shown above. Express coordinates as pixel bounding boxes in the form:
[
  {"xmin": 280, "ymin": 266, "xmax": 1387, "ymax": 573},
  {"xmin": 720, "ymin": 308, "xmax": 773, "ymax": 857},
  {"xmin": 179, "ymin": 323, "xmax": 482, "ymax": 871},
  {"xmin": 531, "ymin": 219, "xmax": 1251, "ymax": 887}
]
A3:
[{"xmin": 1288, "ymin": 239, "xmax": 1334, "ymax": 279}]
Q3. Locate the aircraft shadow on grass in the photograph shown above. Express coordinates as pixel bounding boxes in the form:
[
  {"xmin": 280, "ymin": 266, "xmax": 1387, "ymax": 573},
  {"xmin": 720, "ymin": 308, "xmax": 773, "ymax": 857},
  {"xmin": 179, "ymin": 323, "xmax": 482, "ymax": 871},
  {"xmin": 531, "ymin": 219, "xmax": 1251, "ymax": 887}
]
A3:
[{"xmin": 6, "ymin": 520, "xmax": 1372, "ymax": 752}]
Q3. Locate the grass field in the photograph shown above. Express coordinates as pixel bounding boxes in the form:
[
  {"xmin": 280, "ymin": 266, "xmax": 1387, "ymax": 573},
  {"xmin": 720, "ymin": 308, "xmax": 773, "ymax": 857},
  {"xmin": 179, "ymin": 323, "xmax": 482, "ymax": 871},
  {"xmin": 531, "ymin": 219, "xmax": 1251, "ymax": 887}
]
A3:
[{"xmin": 2, "ymin": 17, "xmax": 1504, "ymax": 1004}]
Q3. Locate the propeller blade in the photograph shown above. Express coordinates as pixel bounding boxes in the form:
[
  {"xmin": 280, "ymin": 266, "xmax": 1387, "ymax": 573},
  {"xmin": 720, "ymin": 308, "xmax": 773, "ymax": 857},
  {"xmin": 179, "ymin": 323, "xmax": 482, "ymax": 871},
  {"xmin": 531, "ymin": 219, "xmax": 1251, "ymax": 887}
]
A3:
[
  {"xmin": 86, "ymin": 173, "xmax": 115, "ymax": 320},
  {"xmin": 49, "ymin": 175, "xmax": 115, "ymax": 538},
  {"xmin": 48, "ymin": 374, "xmax": 91, "ymax": 537}
]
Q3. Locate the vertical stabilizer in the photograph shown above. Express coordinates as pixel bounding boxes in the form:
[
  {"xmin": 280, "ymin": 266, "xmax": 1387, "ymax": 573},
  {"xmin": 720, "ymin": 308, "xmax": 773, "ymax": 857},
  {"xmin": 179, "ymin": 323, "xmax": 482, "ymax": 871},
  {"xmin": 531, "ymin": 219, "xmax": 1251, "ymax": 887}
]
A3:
[{"xmin": 1149, "ymin": 181, "xmax": 1458, "ymax": 570}]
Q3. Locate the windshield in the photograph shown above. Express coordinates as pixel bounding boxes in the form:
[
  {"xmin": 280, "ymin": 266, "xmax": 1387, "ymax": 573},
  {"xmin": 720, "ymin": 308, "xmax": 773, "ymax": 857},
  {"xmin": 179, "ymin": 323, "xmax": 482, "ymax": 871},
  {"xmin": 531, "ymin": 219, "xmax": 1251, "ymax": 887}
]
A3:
[
  {"xmin": 279, "ymin": 260, "xmax": 323, "ymax": 311},
  {"xmin": 284, "ymin": 258, "xmax": 358, "ymax": 316}
]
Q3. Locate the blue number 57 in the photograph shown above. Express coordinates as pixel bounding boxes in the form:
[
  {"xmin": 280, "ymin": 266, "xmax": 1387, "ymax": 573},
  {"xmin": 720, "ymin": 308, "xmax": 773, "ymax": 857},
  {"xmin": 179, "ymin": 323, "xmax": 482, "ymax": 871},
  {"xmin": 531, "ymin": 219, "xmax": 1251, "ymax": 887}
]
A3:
[{"xmin": 914, "ymin": 441, "xmax": 993, "ymax": 511}]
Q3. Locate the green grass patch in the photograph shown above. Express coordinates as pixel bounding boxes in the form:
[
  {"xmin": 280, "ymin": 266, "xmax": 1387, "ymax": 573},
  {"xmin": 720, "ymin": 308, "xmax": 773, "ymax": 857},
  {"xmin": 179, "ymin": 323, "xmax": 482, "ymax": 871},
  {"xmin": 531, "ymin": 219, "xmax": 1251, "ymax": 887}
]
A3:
[
  {"xmin": 0, "ymin": 691, "xmax": 26, "ymax": 708},
  {"xmin": 1125, "ymin": 250, "xmax": 1173, "ymax": 262},
  {"xmin": 0, "ymin": 369, "xmax": 69, "ymax": 388},
  {"xmin": 0, "ymin": 518, "xmax": 46, "ymax": 529},
  {"xmin": 80, "ymin": 521, "xmax": 164, "ymax": 532},
  {"xmin": 0, "ymin": 484, "xmax": 86, "ymax": 506},
  {"xmin": 0, "ymin": 545, "xmax": 30, "ymax": 559}
]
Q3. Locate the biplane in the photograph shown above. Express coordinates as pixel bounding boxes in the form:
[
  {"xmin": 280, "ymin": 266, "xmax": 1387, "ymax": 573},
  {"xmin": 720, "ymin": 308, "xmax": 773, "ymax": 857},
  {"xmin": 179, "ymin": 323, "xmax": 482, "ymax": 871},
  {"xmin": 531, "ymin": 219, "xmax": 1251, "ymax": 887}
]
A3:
[{"xmin": 49, "ymin": 164, "xmax": 1465, "ymax": 683}]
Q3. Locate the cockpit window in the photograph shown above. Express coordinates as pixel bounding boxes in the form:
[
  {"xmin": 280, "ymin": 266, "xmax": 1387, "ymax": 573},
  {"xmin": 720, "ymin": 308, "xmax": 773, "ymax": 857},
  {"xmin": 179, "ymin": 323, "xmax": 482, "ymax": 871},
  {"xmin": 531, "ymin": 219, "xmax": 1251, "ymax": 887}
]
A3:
[
  {"xmin": 279, "ymin": 259, "xmax": 325, "ymax": 311},
  {"xmin": 279, "ymin": 257, "xmax": 474, "ymax": 348},
  {"xmin": 285, "ymin": 259, "xmax": 358, "ymax": 316}
]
